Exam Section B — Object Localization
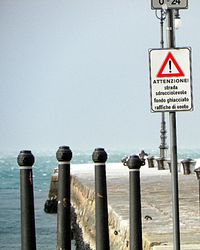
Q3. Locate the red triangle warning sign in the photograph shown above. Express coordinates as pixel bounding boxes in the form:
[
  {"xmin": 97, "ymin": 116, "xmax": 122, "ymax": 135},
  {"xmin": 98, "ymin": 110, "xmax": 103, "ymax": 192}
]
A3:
[{"xmin": 157, "ymin": 52, "xmax": 185, "ymax": 78}]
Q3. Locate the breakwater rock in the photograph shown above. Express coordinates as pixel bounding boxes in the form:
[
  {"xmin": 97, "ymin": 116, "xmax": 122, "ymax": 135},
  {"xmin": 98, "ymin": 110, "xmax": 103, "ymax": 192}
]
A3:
[{"xmin": 44, "ymin": 168, "xmax": 58, "ymax": 213}]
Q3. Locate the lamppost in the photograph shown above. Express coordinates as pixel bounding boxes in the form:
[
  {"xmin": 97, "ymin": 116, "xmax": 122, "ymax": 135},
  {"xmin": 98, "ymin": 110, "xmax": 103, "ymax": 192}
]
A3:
[{"xmin": 155, "ymin": 9, "xmax": 168, "ymax": 159}]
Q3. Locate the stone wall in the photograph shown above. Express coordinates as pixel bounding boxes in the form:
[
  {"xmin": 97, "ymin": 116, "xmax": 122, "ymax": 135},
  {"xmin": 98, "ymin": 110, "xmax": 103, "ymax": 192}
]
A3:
[{"xmin": 71, "ymin": 175, "xmax": 129, "ymax": 250}]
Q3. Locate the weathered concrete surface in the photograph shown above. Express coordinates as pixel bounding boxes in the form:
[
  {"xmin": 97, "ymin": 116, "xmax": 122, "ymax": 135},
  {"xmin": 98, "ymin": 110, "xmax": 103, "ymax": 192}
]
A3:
[{"xmin": 70, "ymin": 162, "xmax": 200, "ymax": 250}]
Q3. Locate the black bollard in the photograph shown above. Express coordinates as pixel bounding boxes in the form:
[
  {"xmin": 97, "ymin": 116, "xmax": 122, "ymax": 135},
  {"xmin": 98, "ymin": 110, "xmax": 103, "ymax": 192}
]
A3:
[
  {"xmin": 92, "ymin": 148, "xmax": 110, "ymax": 250},
  {"xmin": 194, "ymin": 167, "xmax": 200, "ymax": 216},
  {"xmin": 156, "ymin": 157, "xmax": 165, "ymax": 170},
  {"xmin": 126, "ymin": 155, "xmax": 144, "ymax": 250},
  {"xmin": 56, "ymin": 146, "xmax": 72, "ymax": 250},
  {"xmin": 17, "ymin": 150, "xmax": 36, "ymax": 250},
  {"xmin": 181, "ymin": 158, "xmax": 196, "ymax": 175}
]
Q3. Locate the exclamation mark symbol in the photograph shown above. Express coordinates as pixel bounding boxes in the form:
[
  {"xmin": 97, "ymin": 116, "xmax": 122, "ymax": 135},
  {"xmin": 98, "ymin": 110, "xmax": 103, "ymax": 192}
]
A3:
[{"xmin": 169, "ymin": 60, "xmax": 172, "ymax": 73}]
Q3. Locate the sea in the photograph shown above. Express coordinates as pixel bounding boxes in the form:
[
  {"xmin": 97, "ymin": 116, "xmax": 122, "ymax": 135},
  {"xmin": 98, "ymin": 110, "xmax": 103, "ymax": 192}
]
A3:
[{"xmin": 1, "ymin": 148, "xmax": 200, "ymax": 250}]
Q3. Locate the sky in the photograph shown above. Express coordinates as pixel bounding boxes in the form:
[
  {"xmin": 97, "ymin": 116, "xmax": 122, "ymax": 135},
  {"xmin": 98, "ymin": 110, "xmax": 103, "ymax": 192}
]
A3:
[{"xmin": 0, "ymin": 0, "xmax": 200, "ymax": 154}]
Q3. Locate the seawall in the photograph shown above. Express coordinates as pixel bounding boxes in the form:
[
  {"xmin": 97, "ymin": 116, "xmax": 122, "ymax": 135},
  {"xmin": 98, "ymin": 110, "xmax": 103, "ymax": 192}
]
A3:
[
  {"xmin": 47, "ymin": 161, "xmax": 200, "ymax": 249},
  {"xmin": 71, "ymin": 175, "xmax": 129, "ymax": 250}
]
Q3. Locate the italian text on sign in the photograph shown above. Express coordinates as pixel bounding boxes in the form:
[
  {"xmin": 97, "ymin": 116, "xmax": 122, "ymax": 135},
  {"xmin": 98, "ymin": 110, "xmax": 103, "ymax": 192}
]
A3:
[{"xmin": 149, "ymin": 48, "xmax": 193, "ymax": 112}]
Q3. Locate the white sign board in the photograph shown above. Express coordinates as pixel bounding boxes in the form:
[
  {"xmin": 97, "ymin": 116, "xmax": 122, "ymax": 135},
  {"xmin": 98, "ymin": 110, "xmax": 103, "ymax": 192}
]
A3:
[
  {"xmin": 149, "ymin": 48, "xmax": 193, "ymax": 112},
  {"xmin": 151, "ymin": 0, "xmax": 188, "ymax": 9}
]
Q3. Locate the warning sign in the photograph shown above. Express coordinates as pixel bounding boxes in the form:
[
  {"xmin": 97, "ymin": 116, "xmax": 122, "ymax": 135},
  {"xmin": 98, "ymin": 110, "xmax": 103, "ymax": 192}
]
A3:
[
  {"xmin": 149, "ymin": 48, "xmax": 193, "ymax": 112},
  {"xmin": 157, "ymin": 52, "xmax": 184, "ymax": 78}
]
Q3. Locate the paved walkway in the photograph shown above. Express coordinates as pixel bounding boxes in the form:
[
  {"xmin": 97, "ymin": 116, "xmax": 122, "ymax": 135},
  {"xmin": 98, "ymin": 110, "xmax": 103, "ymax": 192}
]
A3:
[{"xmin": 71, "ymin": 161, "xmax": 200, "ymax": 249}]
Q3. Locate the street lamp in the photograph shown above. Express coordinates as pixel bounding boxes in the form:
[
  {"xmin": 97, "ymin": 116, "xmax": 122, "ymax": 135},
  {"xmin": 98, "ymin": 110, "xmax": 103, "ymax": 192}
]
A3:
[
  {"xmin": 175, "ymin": 9, "xmax": 182, "ymax": 30},
  {"xmin": 155, "ymin": 9, "xmax": 168, "ymax": 159}
]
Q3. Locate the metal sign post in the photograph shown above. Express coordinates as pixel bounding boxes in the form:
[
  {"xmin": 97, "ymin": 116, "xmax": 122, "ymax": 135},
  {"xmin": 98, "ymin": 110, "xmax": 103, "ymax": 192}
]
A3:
[
  {"xmin": 149, "ymin": 2, "xmax": 193, "ymax": 250},
  {"xmin": 167, "ymin": 9, "xmax": 181, "ymax": 250}
]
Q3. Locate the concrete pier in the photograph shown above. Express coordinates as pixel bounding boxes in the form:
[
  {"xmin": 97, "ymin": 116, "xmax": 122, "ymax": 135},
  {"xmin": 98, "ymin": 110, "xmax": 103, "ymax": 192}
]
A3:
[{"xmin": 47, "ymin": 161, "xmax": 200, "ymax": 249}]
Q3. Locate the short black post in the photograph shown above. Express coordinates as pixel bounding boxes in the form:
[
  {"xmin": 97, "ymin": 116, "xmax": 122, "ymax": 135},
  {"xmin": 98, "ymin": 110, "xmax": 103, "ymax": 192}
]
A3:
[
  {"xmin": 56, "ymin": 146, "xmax": 72, "ymax": 250},
  {"xmin": 17, "ymin": 150, "xmax": 36, "ymax": 250},
  {"xmin": 92, "ymin": 148, "xmax": 110, "ymax": 250},
  {"xmin": 156, "ymin": 157, "xmax": 165, "ymax": 170},
  {"xmin": 126, "ymin": 155, "xmax": 144, "ymax": 250},
  {"xmin": 147, "ymin": 156, "xmax": 155, "ymax": 168},
  {"xmin": 194, "ymin": 167, "xmax": 200, "ymax": 216},
  {"xmin": 181, "ymin": 158, "xmax": 191, "ymax": 175}
]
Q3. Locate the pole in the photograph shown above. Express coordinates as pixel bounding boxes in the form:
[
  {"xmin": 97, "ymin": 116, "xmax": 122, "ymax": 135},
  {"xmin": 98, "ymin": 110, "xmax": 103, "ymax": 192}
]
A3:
[
  {"xmin": 56, "ymin": 146, "xmax": 73, "ymax": 250},
  {"xmin": 159, "ymin": 9, "xmax": 168, "ymax": 159},
  {"xmin": 167, "ymin": 9, "xmax": 181, "ymax": 250},
  {"xmin": 92, "ymin": 148, "xmax": 110, "ymax": 250},
  {"xmin": 126, "ymin": 155, "xmax": 144, "ymax": 250},
  {"xmin": 17, "ymin": 150, "xmax": 36, "ymax": 250}
]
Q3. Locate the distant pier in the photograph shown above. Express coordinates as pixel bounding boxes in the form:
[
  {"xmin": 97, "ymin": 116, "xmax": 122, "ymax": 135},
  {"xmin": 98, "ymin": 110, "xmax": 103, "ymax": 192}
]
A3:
[{"xmin": 47, "ymin": 161, "xmax": 200, "ymax": 250}]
